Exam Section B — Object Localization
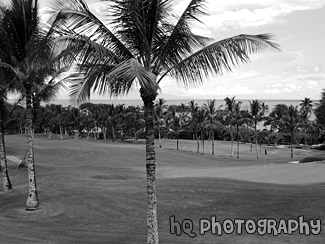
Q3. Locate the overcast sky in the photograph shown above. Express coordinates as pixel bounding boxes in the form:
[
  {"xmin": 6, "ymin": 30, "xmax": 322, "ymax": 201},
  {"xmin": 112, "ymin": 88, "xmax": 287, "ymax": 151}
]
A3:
[
  {"xmin": 4, "ymin": 0, "xmax": 325, "ymax": 101},
  {"xmin": 82, "ymin": 0, "xmax": 325, "ymax": 100}
]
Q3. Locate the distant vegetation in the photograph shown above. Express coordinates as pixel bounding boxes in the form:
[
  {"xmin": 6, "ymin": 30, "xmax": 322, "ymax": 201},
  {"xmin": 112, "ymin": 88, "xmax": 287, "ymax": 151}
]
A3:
[{"xmin": 4, "ymin": 94, "xmax": 324, "ymax": 153}]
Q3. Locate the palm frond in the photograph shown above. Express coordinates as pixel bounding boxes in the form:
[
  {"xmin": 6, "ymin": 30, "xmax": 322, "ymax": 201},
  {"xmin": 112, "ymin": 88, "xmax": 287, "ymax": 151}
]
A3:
[
  {"xmin": 159, "ymin": 34, "xmax": 280, "ymax": 86},
  {"xmin": 152, "ymin": 0, "xmax": 210, "ymax": 73},
  {"xmin": 47, "ymin": 0, "xmax": 133, "ymax": 61},
  {"xmin": 0, "ymin": 62, "xmax": 24, "ymax": 81},
  {"xmin": 68, "ymin": 57, "xmax": 158, "ymax": 104}
]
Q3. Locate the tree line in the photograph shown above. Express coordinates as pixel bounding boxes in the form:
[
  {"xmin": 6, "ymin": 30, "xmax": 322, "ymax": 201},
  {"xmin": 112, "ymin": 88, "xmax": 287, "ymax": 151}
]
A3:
[{"xmin": 4, "ymin": 95, "xmax": 324, "ymax": 157}]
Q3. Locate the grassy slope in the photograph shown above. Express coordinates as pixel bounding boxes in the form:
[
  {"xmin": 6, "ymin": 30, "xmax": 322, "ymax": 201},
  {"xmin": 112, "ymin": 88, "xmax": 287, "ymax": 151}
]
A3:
[{"xmin": 0, "ymin": 135, "xmax": 324, "ymax": 243}]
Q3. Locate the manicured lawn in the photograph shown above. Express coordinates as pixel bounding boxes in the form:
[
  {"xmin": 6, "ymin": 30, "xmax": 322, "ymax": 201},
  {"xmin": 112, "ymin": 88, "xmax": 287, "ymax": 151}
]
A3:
[{"xmin": 1, "ymin": 134, "xmax": 324, "ymax": 243}]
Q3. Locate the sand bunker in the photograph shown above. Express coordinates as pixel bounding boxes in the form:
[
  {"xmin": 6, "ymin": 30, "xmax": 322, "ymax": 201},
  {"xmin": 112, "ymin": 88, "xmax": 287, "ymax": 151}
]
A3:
[{"xmin": 6, "ymin": 155, "xmax": 21, "ymax": 164}]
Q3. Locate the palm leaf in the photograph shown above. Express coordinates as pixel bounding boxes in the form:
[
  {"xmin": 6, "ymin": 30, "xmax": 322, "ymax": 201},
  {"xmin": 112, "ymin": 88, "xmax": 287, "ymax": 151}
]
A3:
[
  {"xmin": 68, "ymin": 58, "xmax": 157, "ymax": 103},
  {"xmin": 0, "ymin": 62, "xmax": 24, "ymax": 81},
  {"xmin": 159, "ymin": 34, "xmax": 280, "ymax": 86},
  {"xmin": 47, "ymin": 0, "xmax": 133, "ymax": 61},
  {"xmin": 152, "ymin": 0, "xmax": 211, "ymax": 72}
]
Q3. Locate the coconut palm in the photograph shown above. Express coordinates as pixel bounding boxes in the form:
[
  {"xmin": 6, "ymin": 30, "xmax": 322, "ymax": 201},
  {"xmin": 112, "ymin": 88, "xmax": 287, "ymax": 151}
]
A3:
[
  {"xmin": 49, "ymin": 0, "xmax": 279, "ymax": 241},
  {"xmin": 314, "ymin": 90, "xmax": 325, "ymax": 130},
  {"xmin": 232, "ymin": 101, "xmax": 251, "ymax": 159},
  {"xmin": 0, "ymin": 0, "xmax": 73, "ymax": 210},
  {"xmin": 0, "ymin": 91, "xmax": 13, "ymax": 191},
  {"xmin": 224, "ymin": 96, "xmax": 237, "ymax": 157},
  {"xmin": 0, "ymin": 56, "xmax": 15, "ymax": 191},
  {"xmin": 154, "ymin": 98, "xmax": 167, "ymax": 148},
  {"xmin": 203, "ymin": 99, "xmax": 223, "ymax": 156},
  {"xmin": 249, "ymin": 100, "xmax": 267, "ymax": 159},
  {"xmin": 282, "ymin": 105, "xmax": 301, "ymax": 158},
  {"xmin": 299, "ymin": 97, "xmax": 313, "ymax": 123},
  {"xmin": 0, "ymin": 4, "xmax": 20, "ymax": 191},
  {"xmin": 167, "ymin": 109, "xmax": 189, "ymax": 150},
  {"xmin": 196, "ymin": 108, "xmax": 208, "ymax": 154},
  {"xmin": 187, "ymin": 100, "xmax": 201, "ymax": 152}
]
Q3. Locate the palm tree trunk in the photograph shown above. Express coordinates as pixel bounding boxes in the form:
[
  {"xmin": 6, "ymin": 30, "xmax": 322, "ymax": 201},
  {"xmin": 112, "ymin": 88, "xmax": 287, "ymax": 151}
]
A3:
[
  {"xmin": 59, "ymin": 123, "xmax": 63, "ymax": 140},
  {"xmin": 195, "ymin": 131, "xmax": 199, "ymax": 153},
  {"xmin": 291, "ymin": 130, "xmax": 293, "ymax": 158},
  {"xmin": 103, "ymin": 127, "xmax": 107, "ymax": 141},
  {"xmin": 158, "ymin": 126, "xmax": 162, "ymax": 148},
  {"xmin": 211, "ymin": 131, "xmax": 215, "ymax": 155},
  {"xmin": 255, "ymin": 123, "xmax": 259, "ymax": 159},
  {"xmin": 25, "ymin": 84, "xmax": 39, "ymax": 210},
  {"xmin": 201, "ymin": 131, "xmax": 205, "ymax": 155},
  {"xmin": 237, "ymin": 125, "xmax": 240, "ymax": 159},
  {"xmin": 230, "ymin": 126, "xmax": 234, "ymax": 157},
  {"xmin": 0, "ymin": 98, "xmax": 12, "ymax": 191},
  {"xmin": 141, "ymin": 89, "xmax": 159, "ymax": 244},
  {"xmin": 112, "ymin": 125, "xmax": 115, "ymax": 142}
]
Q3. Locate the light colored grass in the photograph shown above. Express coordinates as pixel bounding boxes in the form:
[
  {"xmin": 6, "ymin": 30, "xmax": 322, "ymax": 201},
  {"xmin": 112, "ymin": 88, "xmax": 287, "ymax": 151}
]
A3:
[{"xmin": 1, "ymin": 134, "xmax": 324, "ymax": 243}]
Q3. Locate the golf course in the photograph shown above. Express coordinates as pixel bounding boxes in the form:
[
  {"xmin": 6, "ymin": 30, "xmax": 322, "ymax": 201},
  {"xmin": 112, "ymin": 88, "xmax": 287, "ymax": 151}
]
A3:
[{"xmin": 0, "ymin": 134, "xmax": 324, "ymax": 243}]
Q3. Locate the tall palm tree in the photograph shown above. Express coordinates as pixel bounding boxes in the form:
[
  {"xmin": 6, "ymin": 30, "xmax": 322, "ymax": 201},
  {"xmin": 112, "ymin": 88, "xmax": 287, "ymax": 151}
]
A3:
[
  {"xmin": 187, "ymin": 100, "xmax": 200, "ymax": 152},
  {"xmin": 314, "ymin": 90, "xmax": 325, "ymax": 130},
  {"xmin": 0, "ymin": 56, "xmax": 15, "ymax": 191},
  {"xmin": 0, "ymin": 4, "xmax": 19, "ymax": 191},
  {"xmin": 203, "ymin": 99, "xmax": 223, "ymax": 156},
  {"xmin": 154, "ymin": 98, "xmax": 167, "ymax": 148},
  {"xmin": 224, "ymin": 96, "xmax": 237, "ymax": 157},
  {"xmin": 0, "ymin": 91, "xmax": 13, "ymax": 191},
  {"xmin": 0, "ymin": 0, "xmax": 72, "ymax": 210},
  {"xmin": 249, "ymin": 100, "xmax": 267, "ymax": 159},
  {"xmin": 49, "ymin": 0, "xmax": 279, "ymax": 242},
  {"xmin": 282, "ymin": 105, "xmax": 300, "ymax": 158},
  {"xmin": 232, "ymin": 101, "xmax": 251, "ymax": 159},
  {"xmin": 299, "ymin": 97, "xmax": 313, "ymax": 123},
  {"xmin": 167, "ymin": 109, "xmax": 188, "ymax": 150}
]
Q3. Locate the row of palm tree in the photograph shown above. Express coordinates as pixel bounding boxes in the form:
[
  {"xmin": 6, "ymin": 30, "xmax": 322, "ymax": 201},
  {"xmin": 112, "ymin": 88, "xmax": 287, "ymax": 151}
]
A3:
[
  {"xmin": 5, "ymin": 96, "xmax": 321, "ymax": 155},
  {"xmin": 0, "ymin": 0, "xmax": 281, "ymax": 242}
]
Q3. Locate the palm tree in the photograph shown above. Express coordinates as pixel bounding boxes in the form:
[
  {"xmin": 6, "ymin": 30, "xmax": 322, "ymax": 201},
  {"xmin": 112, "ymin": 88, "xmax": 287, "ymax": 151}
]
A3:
[
  {"xmin": 249, "ymin": 100, "xmax": 267, "ymax": 159},
  {"xmin": 299, "ymin": 97, "xmax": 313, "ymax": 123},
  {"xmin": 224, "ymin": 96, "xmax": 237, "ymax": 157},
  {"xmin": 232, "ymin": 102, "xmax": 250, "ymax": 159},
  {"xmin": 0, "ymin": 4, "xmax": 19, "ymax": 191},
  {"xmin": 196, "ymin": 108, "xmax": 208, "ymax": 154},
  {"xmin": 154, "ymin": 98, "xmax": 167, "ymax": 148},
  {"xmin": 314, "ymin": 90, "xmax": 325, "ymax": 130},
  {"xmin": 49, "ymin": 0, "xmax": 279, "ymax": 241},
  {"xmin": 203, "ymin": 99, "xmax": 223, "ymax": 156},
  {"xmin": 0, "ymin": 61, "xmax": 14, "ymax": 191},
  {"xmin": 0, "ymin": 0, "xmax": 73, "ymax": 210},
  {"xmin": 187, "ymin": 100, "xmax": 200, "ymax": 152},
  {"xmin": 167, "ymin": 109, "xmax": 188, "ymax": 150},
  {"xmin": 282, "ymin": 105, "xmax": 300, "ymax": 158},
  {"xmin": 0, "ymin": 92, "xmax": 13, "ymax": 191}
]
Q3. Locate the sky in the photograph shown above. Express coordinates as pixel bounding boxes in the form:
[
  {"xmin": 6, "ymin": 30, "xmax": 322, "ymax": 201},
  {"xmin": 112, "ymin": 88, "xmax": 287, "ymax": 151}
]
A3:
[
  {"xmin": 83, "ymin": 0, "xmax": 325, "ymax": 101},
  {"xmin": 3, "ymin": 0, "xmax": 325, "ymax": 101}
]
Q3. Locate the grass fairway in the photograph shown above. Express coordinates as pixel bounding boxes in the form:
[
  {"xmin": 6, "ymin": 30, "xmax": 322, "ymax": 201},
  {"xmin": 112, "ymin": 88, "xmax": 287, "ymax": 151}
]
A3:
[{"xmin": 1, "ymin": 134, "xmax": 325, "ymax": 243}]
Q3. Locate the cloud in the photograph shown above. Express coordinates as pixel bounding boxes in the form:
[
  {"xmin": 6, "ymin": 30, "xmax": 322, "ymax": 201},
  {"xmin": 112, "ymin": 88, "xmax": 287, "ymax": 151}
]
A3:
[
  {"xmin": 184, "ymin": 84, "xmax": 256, "ymax": 97},
  {"xmin": 271, "ymin": 83, "xmax": 283, "ymax": 88},
  {"xmin": 305, "ymin": 80, "xmax": 319, "ymax": 89},
  {"xmin": 192, "ymin": 0, "xmax": 325, "ymax": 31},
  {"xmin": 265, "ymin": 88, "xmax": 281, "ymax": 94}
]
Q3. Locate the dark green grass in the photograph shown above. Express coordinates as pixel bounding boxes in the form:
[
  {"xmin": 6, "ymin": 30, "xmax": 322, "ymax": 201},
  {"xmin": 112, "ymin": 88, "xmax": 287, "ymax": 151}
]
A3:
[
  {"xmin": 299, "ymin": 156, "xmax": 325, "ymax": 163},
  {"xmin": 1, "ymin": 134, "xmax": 324, "ymax": 243}
]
